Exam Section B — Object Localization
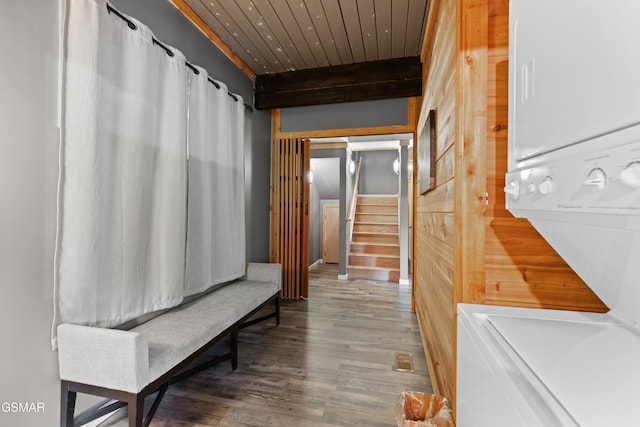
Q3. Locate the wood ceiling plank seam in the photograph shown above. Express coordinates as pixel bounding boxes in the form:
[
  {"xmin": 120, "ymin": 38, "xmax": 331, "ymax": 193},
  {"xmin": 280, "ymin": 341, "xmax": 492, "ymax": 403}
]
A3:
[
  {"xmin": 390, "ymin": 0, "xmax": 410, "ymax": 57},
  {"xmin": 356, "ymin": 0, "xmax": 379, "ymax": 61},
  {"xmin": 303, "ymin": 0, "xmax": 343, "ymax": 65},
  {"xmin": 284, "ymin": 0, "xmax": 331, "ymax": 67},
  {"xmin": 187, "ymin": 0, "xmax": 265, "ymax": 73},
  {"xmin": 320, "ymin": 0, "xmax": 354, "ymax": 64},
  {"xmin": 234, "ymin": 0, "xmax": 295, "ymax": 72},
  {"xmin": 213, "ymin": 0, "xmax": 287, "ymax": 73},
  {"xmin": 265, "ymin": 0, "xmax": 320, "ymax": 69},
  {"xmin": 198, "ymin": 0, "xmax": 276, "ymax": 73},
  {"xmin": 251, "ymin": 0, "xmax": 310, "ymax": 70},
  {"xmin": 374, "ymin": 0, "xmax": 392, "ymax": 60},
  {"xmin": 338, "ymin": 0, "xmax": 366, "ymax": 63},
  {"xmin": 405, "ymin": 0, "xmax": 428, "ymax": 56}
]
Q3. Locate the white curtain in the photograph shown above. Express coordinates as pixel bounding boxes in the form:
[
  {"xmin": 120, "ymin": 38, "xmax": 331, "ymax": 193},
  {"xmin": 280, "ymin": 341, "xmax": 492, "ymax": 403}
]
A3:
[
  {"xmin": 53, "ymin": 0, "xmax": 188, "ymax": 343},
  {"xmin": 185, "ymin": 67, "xmax": 246, "ymax": 296}
]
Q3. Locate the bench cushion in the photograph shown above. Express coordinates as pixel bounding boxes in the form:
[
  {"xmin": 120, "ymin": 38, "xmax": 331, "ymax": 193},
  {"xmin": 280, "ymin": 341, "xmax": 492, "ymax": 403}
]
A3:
[{"xmin": 133, "ymin": 280, "xmax": 279, "ymax": 383}]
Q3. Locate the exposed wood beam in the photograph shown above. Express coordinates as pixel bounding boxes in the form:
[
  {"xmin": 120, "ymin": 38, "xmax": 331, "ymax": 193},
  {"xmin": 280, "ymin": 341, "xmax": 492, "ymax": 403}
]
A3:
[
  {"xmin": 169, "ymin": 0, "xmax": 256, "ymax": 81},
  {"xmin": 256, "ymin": 57, "xmax": 422, "ymax": 110}
]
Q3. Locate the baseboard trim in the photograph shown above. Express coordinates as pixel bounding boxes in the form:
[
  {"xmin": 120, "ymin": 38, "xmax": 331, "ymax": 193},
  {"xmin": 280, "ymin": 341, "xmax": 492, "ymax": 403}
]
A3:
[
  {"xmin": 309, "ymin": 259, "xmax": 323, "ymax": 269},
  {"xmin": 399, "ymin": 278, "xmax": 410, "ymax": 286}
]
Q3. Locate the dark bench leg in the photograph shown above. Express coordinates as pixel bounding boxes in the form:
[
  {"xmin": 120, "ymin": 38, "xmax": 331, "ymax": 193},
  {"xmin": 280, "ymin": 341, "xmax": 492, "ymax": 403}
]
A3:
[
  {"xmin": 60, "ymin": 381, "xmax": 76, "ymax": 427},
  {"xmin": 230, "ymin": 328, "xmax": 239, "ymax": 370},
  {"xmin": 128, "ymin": 393, "xmax": 144, "ymax": 427},
  {"xmin": 275, "ymin": 297, "xmax": 280, "ymax": 326}
]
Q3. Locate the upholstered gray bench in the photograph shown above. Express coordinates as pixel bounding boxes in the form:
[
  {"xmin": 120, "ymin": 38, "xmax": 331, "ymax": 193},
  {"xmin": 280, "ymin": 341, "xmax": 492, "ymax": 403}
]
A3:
[{"xmin": 57, "ymin": 262, "xmax": 281, "ymax": 427}]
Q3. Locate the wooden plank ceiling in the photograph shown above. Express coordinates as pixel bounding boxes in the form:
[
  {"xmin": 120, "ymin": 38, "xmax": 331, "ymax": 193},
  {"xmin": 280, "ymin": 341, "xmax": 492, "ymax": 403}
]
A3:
[{"xmin": 179, "ymin": 0, "xmax": 430, "ymax": 76}]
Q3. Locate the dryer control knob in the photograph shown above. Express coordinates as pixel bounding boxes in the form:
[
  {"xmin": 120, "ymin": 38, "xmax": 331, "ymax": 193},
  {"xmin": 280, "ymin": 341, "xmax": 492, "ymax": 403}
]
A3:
[
  {"xmin": 585, "ymin": 168, "xmax": 607, "ymax": 191},
  {"xmin": 538, "ymin": 177, "xmax": 557, "ymax": 195},
  {"xmin": 620, "ymin": 162, "xmax": 640, "ymax": 188},
  {"xmin": 504, "ymin": 180, "xmax": 520, "ymax": 200}
]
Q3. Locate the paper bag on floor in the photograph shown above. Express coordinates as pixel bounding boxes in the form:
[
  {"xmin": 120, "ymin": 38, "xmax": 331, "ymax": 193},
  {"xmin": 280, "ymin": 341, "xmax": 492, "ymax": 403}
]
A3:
[{"xmin": 396, "ymin": 391, "xmax": 455, "ymax": 427}]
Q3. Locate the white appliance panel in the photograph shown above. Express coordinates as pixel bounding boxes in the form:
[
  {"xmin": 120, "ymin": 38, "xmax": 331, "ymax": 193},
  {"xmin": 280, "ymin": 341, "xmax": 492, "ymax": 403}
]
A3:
[
  {"xmin": 509, "ymin": 0, "xmax": 640, "ymax": 163},
  {"xmin": 505, "ymin": 127, "xmax": 640, "ymax": 220},
  {"xmin": 488, "ymin": 315, "xmax": 640, "ymax": 427}
]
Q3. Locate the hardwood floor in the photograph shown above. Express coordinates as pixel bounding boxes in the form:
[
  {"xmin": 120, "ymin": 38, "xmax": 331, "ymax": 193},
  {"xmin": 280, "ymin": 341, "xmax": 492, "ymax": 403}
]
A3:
[{"xmin": 103, "ymin": 263, "xmax": 432, "ymax": 426}]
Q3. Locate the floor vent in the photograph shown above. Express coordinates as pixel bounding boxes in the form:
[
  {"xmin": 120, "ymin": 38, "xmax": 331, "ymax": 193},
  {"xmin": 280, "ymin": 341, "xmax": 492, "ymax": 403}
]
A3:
[{"xmin": 394, "ymin": 352, "xmax": 414, "ymax": 372}]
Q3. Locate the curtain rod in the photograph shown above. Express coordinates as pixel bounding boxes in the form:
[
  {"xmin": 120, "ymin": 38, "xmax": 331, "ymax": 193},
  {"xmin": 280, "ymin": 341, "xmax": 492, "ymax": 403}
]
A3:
[{"xmin": 106, "ymin": 4, "xmax": 253, "ymax": 112}]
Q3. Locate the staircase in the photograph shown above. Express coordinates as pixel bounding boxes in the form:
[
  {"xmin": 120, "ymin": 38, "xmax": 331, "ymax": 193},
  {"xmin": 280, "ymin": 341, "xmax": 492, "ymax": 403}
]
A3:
[{"xmin": 348, "ymin": 195, "xmax": 400, "ymax": 283}]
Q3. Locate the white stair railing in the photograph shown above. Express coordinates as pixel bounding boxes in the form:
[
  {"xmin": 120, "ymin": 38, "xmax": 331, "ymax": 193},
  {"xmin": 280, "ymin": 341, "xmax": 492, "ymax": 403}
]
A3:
[{"xmin": 347, "ymin": 160, "xmax": 361, "ymax": 242}]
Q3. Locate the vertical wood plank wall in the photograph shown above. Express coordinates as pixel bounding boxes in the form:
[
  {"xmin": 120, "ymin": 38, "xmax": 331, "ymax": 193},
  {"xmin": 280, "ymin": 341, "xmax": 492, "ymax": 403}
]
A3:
[
  {"xmin": 413, "ymin": 0, "xmax": 608, "ymax": 409},
  {"xmin": 414, "ymin": 0, "xmax": 457, "ymax": 401}
]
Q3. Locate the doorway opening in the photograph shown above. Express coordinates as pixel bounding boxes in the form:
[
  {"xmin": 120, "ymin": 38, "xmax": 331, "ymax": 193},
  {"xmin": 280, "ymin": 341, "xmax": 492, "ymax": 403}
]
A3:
[{"xmin": 307, "ymin": 134, "xmax": 413, "ymax": 286}]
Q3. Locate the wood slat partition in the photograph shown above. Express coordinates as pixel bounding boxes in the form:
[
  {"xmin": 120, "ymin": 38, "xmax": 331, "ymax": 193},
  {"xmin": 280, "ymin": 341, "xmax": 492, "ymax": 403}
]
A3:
[{"xmin": 270, "ymin": 137, "xmax": 310, "ymax": 300}]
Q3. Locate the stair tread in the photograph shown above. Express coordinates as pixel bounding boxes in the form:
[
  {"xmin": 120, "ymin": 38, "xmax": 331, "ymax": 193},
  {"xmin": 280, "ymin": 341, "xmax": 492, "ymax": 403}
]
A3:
[
  {"xmin": 350, "ymin": 242, "xmax": 399, "ymax": 247},
  {"xmin": 349, "ymin": 253, "xmax": 399, "ymax": 258},
  {"xmin": 354, "ymin": 221, "xmax": 398, "ymax": 225},
  {"xmin": 354, "ymin": 219, "xmax": 398, "ymax": 224},
  {"xmin": 353, "ymin": 231, "xmax": 398, "ymax": 235},
  {"xmin": 348, "ymin": 265, "xmax": 400, "ymax": 272},
  {"xmin": 357, "ymin": 201, "xmax": 397, "ymax": 205},
  {"xmin": 349, "ymin": 265, "xmax": 400, "ymax": 271}
]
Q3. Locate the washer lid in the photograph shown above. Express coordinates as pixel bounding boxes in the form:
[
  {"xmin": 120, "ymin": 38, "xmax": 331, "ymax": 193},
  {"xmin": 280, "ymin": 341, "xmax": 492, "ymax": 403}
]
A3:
[{"xmin": 488, "ymin": 315, "xmax": 640, "ymax": 427}]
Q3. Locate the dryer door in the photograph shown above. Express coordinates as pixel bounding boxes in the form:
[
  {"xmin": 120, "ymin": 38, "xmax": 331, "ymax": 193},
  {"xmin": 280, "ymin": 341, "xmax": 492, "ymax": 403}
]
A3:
[{"xmin": 509, "ymin": 0, "xmax": 640, "ymax": 163}]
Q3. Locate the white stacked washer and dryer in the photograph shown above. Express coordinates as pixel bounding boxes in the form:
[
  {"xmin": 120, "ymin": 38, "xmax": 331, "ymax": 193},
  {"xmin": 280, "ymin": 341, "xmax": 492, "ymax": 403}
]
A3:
[{"xmin": 456, "ymin": 1, "xmax": 640, "ymax": 426}]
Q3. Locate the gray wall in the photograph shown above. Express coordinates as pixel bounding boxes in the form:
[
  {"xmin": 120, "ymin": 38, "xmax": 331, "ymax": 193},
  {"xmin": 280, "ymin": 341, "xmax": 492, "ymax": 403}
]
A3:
[
  {"xmin": 309, "ymin": 182, "xmax": 322, "ymax": 265},
  {"xmin": 1, "ymin": 2, "xmax": 60, "ymax": 426},
  {"xmin": 281, "ymin": 98, "xmax": 408, "ymax": 132},
  {"xmin": 359, "ymin": 150, "xmax": 400, "ymax": 195},
  {"xmin": 0, "ymin": 1, "xmax": 270, "ymax": 425}
]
